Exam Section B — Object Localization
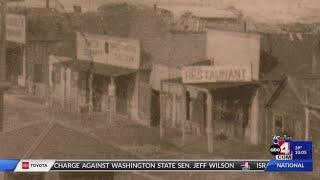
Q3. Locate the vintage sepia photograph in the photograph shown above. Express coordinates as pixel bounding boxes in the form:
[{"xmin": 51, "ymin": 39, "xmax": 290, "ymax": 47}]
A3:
[{"xmin": 0, "ymin": 0, "xmax": 319, "ymax": 179}]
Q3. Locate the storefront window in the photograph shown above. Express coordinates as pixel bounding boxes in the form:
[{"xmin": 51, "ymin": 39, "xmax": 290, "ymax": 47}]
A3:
[
  {"xmin": 71, "ymin": 71, "xmax": 78, "ymax": 87},
  {"xmin": 73, "ymin": 5, "xmax": 82, "ymax": 13},
  {"xmin": 274, "ymin": 113, "xmax": 284, "ymax": 134},
  {"xmin": 52, "ymin": 65, "xmax": 61, "ymax": 84},
  {"xmin": 273, "ymin": 113, "xmax": 296, "ymax": 137},
  {"xmin": 33, "ymin": 64, "xmax": 43, "ymax": 83},
  {"xmin": 105, "ymin": 42, "xmax": 109, "ymax": 54}
]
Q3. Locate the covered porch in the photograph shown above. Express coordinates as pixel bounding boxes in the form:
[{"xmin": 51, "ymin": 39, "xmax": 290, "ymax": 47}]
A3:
[
  {"xmin": 50, "ymin": 59, "xmax": 140, "ymax": 121},
  {"xmin": 159, "ymin": 77, "xmax": 260, "ymax": 153}
]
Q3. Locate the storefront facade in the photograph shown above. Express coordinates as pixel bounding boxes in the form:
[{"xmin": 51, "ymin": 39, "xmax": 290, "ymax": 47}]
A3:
[
  {"xmin": 6, "ymin": 9, "xmax": 70, "ymax": 99},
  {"xmin": 4, "ymin": 14, "xmax": 26, "ymax": 86},
  {"xmin": 49, "ymin": 33, "xmax": 153, "ymax": 124},
  {"xmin": 25, "ymin": 41, "xmax": 57, "ymax": 99},
  {"xmin": 159, "ymin": 30, "xmax": 263, "ymax": 151},
  {"xmin": 160, "ymin": 74, "xmax": 260, "ymax": 151},
  {"xmin": 6, "ymin": 43, "xmax": 24, "ymax": 85},
  {"xmin": 50, "ymin": 60, "xmax": 140, "ymax": 119}
]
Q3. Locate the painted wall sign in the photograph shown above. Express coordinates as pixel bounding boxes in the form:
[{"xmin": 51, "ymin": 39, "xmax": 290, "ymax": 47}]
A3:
[
  {"xmin": 182, "ymin": 65, "xmax": 252, "ymax": 83},
  {"xmin": 1, "ymin": 14, "xmax": 26, "ymax": 43},
  {"xmin": 206, "ymin": 29, "xmax": 260, "ymax": 80},
  {"xmin": 76, "ymin": 32, "xmax": 140, "ymax": 69}
]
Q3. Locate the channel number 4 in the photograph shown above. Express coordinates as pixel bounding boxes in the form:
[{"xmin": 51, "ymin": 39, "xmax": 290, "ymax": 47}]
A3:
[{"xmin": 280, "ymin": 142, "xmax": 290, "ymax": 155}]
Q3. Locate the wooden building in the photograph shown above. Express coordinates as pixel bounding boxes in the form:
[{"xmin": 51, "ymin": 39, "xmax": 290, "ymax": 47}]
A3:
[
  {"xmin": 159, "ymin": 29, "xmax": 264, "ymax": 151},
  {"xmin": 158, "ymin": 29, "xmax": 320, "ymax": 153},
  {"xmin": 265, "ymin": 76, "xmax": 306, "ymax": 140},
  {"xmin": 160, "ymin": 6, "xmax": 245, "ymax": 32},
  {"xmin": 161, "ymin": 30, "xmax": 319, "ymax": 151},
  {"xmin": 259, "ymin": 31, "xmax": 320, "ymax": 143},
  {"xmin": 6, "ymin": 42, "xmax": 24, "ymax": 85},
  {"xmin": 49, "ymin": 56, "xmax": 146, "ymax": 123},
  {"xmin": 160, "ymin": 64, "xmax": 262, "ymax": 152},
  {"xmin": 264, "ymin": 75, "xmax": 320, "ymax": 173},
  {"xmin": 49, "ymin": 32, "xmax": 153, "ymax": 125},
  {"xmin": 49, "ymin": 30, "xmax": 206, "ymax": 127},
  {"xmin": 5, "ymin": 8, "xmax": 72, "ymax": 99},
  {"xmin": 25, "ymin": 40, "xmax": 61, "ymax": 99}
]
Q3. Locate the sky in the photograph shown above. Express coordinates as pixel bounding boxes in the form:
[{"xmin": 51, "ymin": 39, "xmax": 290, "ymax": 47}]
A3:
[
  {"xmin": 13, "ymin": 0, "xmax": 320, "ymax": 24},
  {"xmin": 222, "ymin": 0, "xmax": 320, "ymax": 23},
  {"xmin": 153, "ymin": 0, "xmax": 320, "ymax": 23}
]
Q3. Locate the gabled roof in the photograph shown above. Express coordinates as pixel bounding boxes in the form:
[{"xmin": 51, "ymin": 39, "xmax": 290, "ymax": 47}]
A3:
[
  {"xmin": 265, "ymin": 76, "xmax": 289, "ymax": 108},
  {"xmin": 260, "ymin": 33, "xmax": 320, "ymax": 77},
  {"xmin": 265, "ymin": 75, "xmax": 309, "ymax": 108}
]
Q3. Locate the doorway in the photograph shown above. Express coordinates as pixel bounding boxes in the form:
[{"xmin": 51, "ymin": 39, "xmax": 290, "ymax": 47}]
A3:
[
  {"xmin": 116, "ymin": 75, "xmax": 130, "ymax": 116},
  {"xmin": 92, "ymin": 74, "xmax": 105, "ymax": 112},
  {"xmin": 213, "ymin": 87, "xmax": 252, "ymax": 139},
  {"xmin": 202, "ymin": 92, "xmax": 207, "ymax": 134},
  {"xmin": 6, "ymin": 47, "xmax": 22, "ymax": 84},
  {"xmin": 151, "ymin": 90, "xmax": 160, "ymax": 126}
]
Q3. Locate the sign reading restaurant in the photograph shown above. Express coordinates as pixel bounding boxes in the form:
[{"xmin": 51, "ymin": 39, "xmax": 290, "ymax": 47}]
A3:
[
  {"xmin": 76, "ymin": 32, "xmax": 140, "ymax": 69},
  {"xmin": 182, "ymin": 65, "xmax": 252, "ymax": 83},
  {"xmin": 0, "ymin": 14, "xmax": 26, "ymax": 44}
]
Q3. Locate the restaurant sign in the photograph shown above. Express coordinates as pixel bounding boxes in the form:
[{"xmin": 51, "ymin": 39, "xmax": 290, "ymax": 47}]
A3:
[
  {"xmin": 76, "ymin": 32, "xmax": 140, "ymax": 69},
  {"xmin": 182, "ymin": 65, "xmax": 252, "ymax": 83}
]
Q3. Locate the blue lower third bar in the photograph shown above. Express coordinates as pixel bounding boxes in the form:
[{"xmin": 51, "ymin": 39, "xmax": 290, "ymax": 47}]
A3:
[
  {"xmin": 0, "ymin": 160, "xmax": 20, "ymax": 172},
  {"xmin": 265, "ymin": 160, "xmax": 313, "ymax": 172}
]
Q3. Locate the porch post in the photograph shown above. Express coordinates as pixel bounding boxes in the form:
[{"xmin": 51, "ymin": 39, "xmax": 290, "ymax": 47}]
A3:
[
  {"xmin": 18, "ymin": 44, "xmax": 26, "ymax": 87},
  {"xmin": 0, "ymin": 90, "xmax": 3, "ymax": 132},
  {"xmin": 0, "ymin": 0, "xmax": 6, "ymax": 82},
  {"xmin": 172, "ymin": 93, "xmax": 177, "ymax": 127},
  {"xmin": 160, "ymin": 82, "xmax": 165, "ymax": 139},
  {"xmin": 249, "ymin": 89, "xmax": 259, "ymax": 145},
  {"xmin": 108, "ymin": 76, "xmax": 116, "ymax": 121},
  {"xmin": 304, "ymin": 88, "xmax": 310, "ymax": 140},
  {"xmin": 181, "ymin": 86, "xmax": 187, "ymax": 146},
  {"xmin": 88, "ymin": 73, "xmax": 93, "ymax": 113},
  {"xmin": 206, "ymin": 90, "xmax": 213, "ymax": 153},
  {"xmin": 0, "ymin": 83, "xmax": 8, "ymax": 132},
  {"xmin": 129, "ymin": 72, "xmax": 139, "ymax": 120},
  {"xmin": 265, "ymin": 107, "xmax": 270, "ymax": 147},
  {"xmin": 63, "ymin": 67, "xmax": 67, "ymax": 109},
  {"xmin": 160, "ymin": 91, "xmax": 165, "ymax": 139}
]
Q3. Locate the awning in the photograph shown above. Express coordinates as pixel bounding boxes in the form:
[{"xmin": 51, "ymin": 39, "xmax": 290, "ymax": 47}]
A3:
[
  {"xmin": 163, "ymin": 77, "xmax": 260, "ymax": 90},
  {"xmin": 60, "ymin": 60, "xmax": 137, "ymax": 77}
]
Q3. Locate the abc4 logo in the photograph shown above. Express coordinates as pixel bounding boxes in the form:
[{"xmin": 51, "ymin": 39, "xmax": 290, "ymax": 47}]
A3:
[{"xmin": 270, "ymin": 141, "xmax": 290, "ymax": 156}]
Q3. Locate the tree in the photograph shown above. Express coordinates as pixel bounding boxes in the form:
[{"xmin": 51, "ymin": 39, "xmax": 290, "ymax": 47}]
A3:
[{"xmin": 97, "ymin": 3, "xmax": 169, "ymax": 38}]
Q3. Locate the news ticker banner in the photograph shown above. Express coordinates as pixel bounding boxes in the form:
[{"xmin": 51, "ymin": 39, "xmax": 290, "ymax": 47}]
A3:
[
  {"xmin": 0, "ymin": 159, "xmax": 313, "ymax": 172},
  {"xmin": 0, "ymin": 135, "xmax": 313, "ymax": 172}
]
